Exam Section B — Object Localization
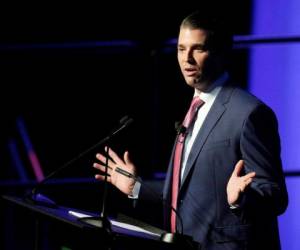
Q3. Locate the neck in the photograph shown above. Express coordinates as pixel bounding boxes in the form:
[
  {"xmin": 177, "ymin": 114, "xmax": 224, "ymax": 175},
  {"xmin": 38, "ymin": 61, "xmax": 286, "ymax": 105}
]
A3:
[{"xmin": 195, "ymin": 71, "xmax": 228, "ymax": 94}]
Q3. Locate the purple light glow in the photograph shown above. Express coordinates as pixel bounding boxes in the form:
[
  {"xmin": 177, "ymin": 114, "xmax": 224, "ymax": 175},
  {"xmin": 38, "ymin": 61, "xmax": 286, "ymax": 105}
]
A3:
[
  {"xmin": 249, "ymin": 43, "xmax": 300, "ymax": 171},
  {"xmin": 250, "ymin": 1, "xmax": 300, "ymax": 249}
]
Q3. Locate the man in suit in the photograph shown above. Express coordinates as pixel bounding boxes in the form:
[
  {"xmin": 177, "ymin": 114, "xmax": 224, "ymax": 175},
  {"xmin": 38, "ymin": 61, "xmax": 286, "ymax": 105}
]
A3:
[{"xmin": 93, "ymin": 11, "xmax": 288, "ymax": 250}]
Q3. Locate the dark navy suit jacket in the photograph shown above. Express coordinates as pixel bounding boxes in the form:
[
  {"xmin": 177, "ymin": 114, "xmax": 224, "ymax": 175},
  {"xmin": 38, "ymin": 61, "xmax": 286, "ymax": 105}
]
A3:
[{"xmin": 162, "ymin": 84, "xmax": 288, "ymax": 250}]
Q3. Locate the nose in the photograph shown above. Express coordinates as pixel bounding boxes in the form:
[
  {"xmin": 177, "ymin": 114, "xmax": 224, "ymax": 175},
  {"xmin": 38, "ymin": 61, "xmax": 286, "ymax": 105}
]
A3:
[{"xmin": 184, "ymin": 49, "xmax": 195, "ymax": 64}]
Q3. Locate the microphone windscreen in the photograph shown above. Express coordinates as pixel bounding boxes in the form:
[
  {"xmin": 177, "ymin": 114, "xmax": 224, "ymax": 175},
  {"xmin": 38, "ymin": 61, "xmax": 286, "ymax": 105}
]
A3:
[{"xmin": 120, "ymin": 115, "xmax": 129, "ymax": 125}]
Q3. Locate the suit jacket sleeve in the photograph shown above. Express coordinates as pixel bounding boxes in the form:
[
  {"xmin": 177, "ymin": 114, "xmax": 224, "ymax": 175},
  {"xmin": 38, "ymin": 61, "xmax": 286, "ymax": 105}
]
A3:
[{"xmin": 240, "ymin": 104, "xmax": 288, "ymax": 216}]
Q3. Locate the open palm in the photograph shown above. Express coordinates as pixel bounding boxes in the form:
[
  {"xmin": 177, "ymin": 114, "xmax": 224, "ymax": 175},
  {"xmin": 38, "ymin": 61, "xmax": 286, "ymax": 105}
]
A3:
[{"xmin": 93, "ymin": 147, "xmax": 136, "ymax": 195}]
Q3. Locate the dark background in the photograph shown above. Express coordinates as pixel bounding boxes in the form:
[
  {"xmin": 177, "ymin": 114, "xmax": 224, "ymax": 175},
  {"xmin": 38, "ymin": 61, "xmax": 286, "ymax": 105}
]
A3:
[
  {"xmin": 0, "ymin": 1, "xmax": 252, "ymax": 249},
  {"xmin": 0, "ymin": 1, "xmax": 252, "ymax": 179}
]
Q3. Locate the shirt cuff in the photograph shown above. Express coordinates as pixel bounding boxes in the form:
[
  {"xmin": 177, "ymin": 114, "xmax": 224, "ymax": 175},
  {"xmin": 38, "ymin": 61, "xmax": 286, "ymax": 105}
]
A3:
[
  {"xmin": 229, "ymin": 203, "xmax": 240, "ymax": 209},
  {"xmin": 128, "ymin": 181, "xmax": 141, "ymax": 199}
]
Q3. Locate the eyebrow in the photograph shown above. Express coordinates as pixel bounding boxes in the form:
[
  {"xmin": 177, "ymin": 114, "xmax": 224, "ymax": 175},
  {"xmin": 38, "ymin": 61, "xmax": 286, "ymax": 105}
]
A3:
[{"xmin": 177, "ymin": 43, "xmax": 207, "ymax": 50}]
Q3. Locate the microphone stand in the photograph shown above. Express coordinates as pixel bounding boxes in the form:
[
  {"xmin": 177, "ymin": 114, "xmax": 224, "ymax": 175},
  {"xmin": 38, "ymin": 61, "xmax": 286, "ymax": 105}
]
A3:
[
  {"xmin": 78, "ymin": 147, "xmax": 113, "ymax": 231},
  {"xmin": 25, "ymin": 116, "xmax": 133, "ymax": 233},
  {"xmin": 78, "ymin": 117, "xmax": 133, "ymax": 232},
  {"xmin": 25, "ymin": 133, "xmax": 116, "ymax": 209}
]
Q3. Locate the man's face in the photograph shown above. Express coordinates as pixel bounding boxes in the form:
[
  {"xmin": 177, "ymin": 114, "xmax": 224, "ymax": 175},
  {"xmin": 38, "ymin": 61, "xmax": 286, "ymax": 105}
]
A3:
[{"xmin": 177, "ymin": 27, "xmax": 219, "ymax": 91}]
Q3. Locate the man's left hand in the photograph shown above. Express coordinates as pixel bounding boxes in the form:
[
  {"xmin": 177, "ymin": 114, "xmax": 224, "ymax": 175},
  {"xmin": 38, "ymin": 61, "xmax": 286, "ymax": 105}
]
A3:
[{"xmin": 227, "ymin": 160, "xmax": 256, "ymax": 206}]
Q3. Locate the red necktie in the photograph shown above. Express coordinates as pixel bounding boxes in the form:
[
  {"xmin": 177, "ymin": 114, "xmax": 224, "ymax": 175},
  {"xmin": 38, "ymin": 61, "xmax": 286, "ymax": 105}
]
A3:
[{"xmin": 170, "ymin": 96, "xmax": 204, "ymax": 233}]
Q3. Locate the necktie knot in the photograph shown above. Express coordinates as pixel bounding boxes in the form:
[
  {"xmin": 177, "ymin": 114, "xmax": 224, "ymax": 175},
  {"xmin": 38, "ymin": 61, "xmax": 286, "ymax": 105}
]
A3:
[{"xmin": 182, "ymin": 96, "xmax": 204, "ymax": 129}]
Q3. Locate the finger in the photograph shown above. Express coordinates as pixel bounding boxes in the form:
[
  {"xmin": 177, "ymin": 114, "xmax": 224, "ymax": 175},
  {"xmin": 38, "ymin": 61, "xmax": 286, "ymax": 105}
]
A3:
[
  {"xmin": 244, "ymin": 177, "xmax": 253, "ymax": 186},
  {"xmin": 124, "ymin": 151, "xmax": 132, "ymax": 165},
  {"xmin": 241, "ymin": 172, "xmax": 256, "ymax": 182},
  {"xmin": 240, "ymin": 178, "xmax": 253, "ymax": 192},
  {"xmin": 93, "ymin": 162, "xmax": 113, "ymax": 171},
  {"xmin": 93, "ymin": 163, "xmax": 112, "ymax": 175},
  {"xmin": 232, "ymin": 160, "xmax": 244, "ymax": 177},
  {"xmin": 244, "ymin": 171, "xmax": 256, "ymax": 179},
  {"xmin": 96, "ymin": 153, "xmax": 116, "ymax": 167},
  {"xmin": 240, "ymin": 185, "xmax": 246, "ymax": 192},
  {"xmin": 106, "ymin": 147, "xmax": 124, "ymax": 166},
  {"xmin": 249, "ymin": 171, "xmax": 256, "ymax": 177},
  {"xmin": 95, "ymin": 174, "xmax": 111, "ymax": 182}
]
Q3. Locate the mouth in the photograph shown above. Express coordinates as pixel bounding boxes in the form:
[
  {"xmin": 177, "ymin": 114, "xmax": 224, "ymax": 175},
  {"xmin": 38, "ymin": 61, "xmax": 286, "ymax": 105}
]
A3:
[{"xmin": 184, "ymin": 67, "xmax": 198, "ymax": 77}]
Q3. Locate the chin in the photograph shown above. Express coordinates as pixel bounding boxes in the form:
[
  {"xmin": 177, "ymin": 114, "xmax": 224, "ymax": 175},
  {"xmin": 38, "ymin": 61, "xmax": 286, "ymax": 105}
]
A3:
[
  {"xmin": 184, "ymin": 76, "xmax": 197, "ymax": 85},
  {"xmin": 186, "ymin": 78, "xmax": 209, "ymax": 92},
  {"xmin": 185, "ymin": 80, "xmax": 197, "ymax": 88},
  {"xmin": 185, "ymin": 76, "xmax": 199, "ymax": 84}
]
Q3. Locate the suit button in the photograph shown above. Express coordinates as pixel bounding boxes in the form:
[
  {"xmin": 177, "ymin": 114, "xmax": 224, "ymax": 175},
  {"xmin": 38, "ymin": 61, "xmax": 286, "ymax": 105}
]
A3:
[{"xmin": 180, "ymin": 199, "xmax": 183, "ymax": 204}]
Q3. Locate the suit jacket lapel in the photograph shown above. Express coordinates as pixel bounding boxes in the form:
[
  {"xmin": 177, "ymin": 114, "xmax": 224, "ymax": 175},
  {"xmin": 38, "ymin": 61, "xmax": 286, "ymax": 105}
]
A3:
[{"xmin": 180, "ymin": 85, "xmax": 234, "ymax": 188}]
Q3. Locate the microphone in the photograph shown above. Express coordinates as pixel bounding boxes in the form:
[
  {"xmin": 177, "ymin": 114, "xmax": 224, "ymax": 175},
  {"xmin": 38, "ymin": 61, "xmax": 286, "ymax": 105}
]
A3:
[
  {"xmin": 175, "ymin": 121, "xmax": 187, "ymax": 135},
  {"xmin": 25, "ymin": 116, "xmax": 134, "ymax": 208},
  {"xmin": 114, "ymin": 167, "xmax": 196, "ymax": 248}
]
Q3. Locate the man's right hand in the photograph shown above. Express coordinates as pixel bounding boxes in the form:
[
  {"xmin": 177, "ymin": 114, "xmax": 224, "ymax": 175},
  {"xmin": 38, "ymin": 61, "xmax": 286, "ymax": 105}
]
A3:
[{"xmin": 93, "ymin": 147, "xmax": 136, "ymax": 196}]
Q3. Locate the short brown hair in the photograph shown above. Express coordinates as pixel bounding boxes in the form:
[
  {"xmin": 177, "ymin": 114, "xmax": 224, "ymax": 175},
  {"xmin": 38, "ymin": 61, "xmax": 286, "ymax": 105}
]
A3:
[{"xmin": 181, "ymin": 11, "xmax": 233, "ymax": 55}]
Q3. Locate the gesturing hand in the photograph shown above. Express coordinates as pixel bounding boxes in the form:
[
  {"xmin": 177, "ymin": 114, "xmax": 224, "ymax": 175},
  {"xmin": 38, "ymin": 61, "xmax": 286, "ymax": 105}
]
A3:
[
  {"xmin": 93, "ymin": 147, "xmax": 136, "ymax": 196},
  {"xmin": 227, "ymin": 160, "xmax": 256, "ymax": 206}
]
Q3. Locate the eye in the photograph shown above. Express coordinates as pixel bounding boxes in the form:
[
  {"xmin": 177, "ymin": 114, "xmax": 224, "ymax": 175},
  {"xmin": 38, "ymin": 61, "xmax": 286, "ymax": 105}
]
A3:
[
  {"xmin": 191, "ymin": 43, "xmax": 208, "ymax": 52},
  {"xmin": 195, "ymin": 45, "xmax": 206, "ymax": 52}
]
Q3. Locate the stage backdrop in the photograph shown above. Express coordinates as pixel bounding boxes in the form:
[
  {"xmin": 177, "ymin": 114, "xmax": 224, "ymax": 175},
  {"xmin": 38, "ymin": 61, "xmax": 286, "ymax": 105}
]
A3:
[{"xmin": 250, "ymin": 1, "xmax": 300, "ymax": 249}]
